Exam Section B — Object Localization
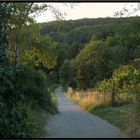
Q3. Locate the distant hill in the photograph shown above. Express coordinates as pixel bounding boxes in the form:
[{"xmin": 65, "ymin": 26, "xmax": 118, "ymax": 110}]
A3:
[{"xmin": 38, "ymin": 17, "xmax": 140, "ymax": 65}]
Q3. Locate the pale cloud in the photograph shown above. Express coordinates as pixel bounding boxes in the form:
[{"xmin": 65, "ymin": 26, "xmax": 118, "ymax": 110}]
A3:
[{"xmin": 35, "ymin": 3, "xmax": 139, "ymax": 23}]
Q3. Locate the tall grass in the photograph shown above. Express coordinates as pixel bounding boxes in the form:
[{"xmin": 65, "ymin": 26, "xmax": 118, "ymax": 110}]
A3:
[
  {"xmin": 66, "ymin": 87, "xmax": 140, "ymax": 138},
  {"xmin": 67, "ymin": 87, "xmax": 112, "ymax": 110}
]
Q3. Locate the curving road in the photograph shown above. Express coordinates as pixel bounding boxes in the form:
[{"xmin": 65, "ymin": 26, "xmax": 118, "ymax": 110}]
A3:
[{"xmin": 44, "ymin": 86, "xmax": 128, "ymax": 138}]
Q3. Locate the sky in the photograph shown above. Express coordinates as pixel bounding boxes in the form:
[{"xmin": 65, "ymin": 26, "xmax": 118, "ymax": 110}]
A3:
[{"xmin": 35, "ymin": 3, "xmax": 140, "ymax": 23}]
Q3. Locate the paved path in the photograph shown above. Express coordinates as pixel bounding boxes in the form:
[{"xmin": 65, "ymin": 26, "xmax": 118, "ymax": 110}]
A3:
[{"xmin": 44, "ymin": 87, "xmax": 128, "ymax": 138}]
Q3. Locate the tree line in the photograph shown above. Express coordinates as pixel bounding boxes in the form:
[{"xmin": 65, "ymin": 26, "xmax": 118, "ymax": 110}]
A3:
[
  {"xmin": 0, "ymin": 3, "xmax": 58, "ymax": 138},
  {"xmin": 39, "ymin": 16, "xmax": 140, "ymax": 117},
  {"xmin": 0, "ymin": 2, "xmax": 140, "ymax": 138}
]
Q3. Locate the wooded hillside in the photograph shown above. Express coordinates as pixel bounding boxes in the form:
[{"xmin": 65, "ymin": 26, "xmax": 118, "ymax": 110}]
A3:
[{"xmin": 0, "ymin": 3, "xmax": 139, "ymax": 137}]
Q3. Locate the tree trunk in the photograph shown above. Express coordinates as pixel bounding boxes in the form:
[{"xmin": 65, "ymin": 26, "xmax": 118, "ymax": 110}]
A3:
[{"xmin": 14, "ymin": 45, "xmax": 19, "ymax": 65}]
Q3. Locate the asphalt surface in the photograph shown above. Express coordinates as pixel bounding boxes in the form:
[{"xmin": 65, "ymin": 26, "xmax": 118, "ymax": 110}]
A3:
[{"xmin": 44, "ymin": 86, "xmax": 128, "ymax": 138}]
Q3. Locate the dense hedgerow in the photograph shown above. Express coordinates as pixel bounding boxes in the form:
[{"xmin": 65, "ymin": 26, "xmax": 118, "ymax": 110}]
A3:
[{"xmin": 0, "ymin": 64, "xmax": 54, "ymax": 137}]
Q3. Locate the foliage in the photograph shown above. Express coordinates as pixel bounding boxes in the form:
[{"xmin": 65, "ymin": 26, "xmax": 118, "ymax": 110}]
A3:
[
  {"xmin": 71, "ymin": 39, "xmax": 111, "ymax": 90},
  {"xmin": 47, "ymin": 71, "xmax": 59, "ymax": 85},
  {"xmin": 59, "ymin": 59, "xmax": 76, "ymax": 90},
  {"xmin": 5, "ymin": 3, "xmax": 49, "ymax": 64},
  {"xmin": 97, "ymin": 64, "xmax": 140, "ymax": 104},
  {"xmin": 56, "ymin": 17, "xmax": 140, "ymax": 90},
  {"xmin": 19, "ymin": 29, "xmax": 57, "ymax": 69},
  {"xmin": 41, "ymin": 15, "xmax": 140, "ymax": 138},
  {"xmin": 0, "ymin": 101, "xmax": 43, "ymax": 138},
  {"xmin": 0, "ymin": 64, "xmax": 56, "ymax": 137},
  {"xmin": 0, "ymin": 3, "xmax": 10, "ymax": 64},
  {"xmin": 40, "ymin": 17, "xmax": 140, "ymax": 65},
  {"xmin": 1, "ymin": 4, "xmax": 140, "ymax": 137},
  {"xmin": 5, "ymin": 3, "xmax": 62, "ymax": 66}
]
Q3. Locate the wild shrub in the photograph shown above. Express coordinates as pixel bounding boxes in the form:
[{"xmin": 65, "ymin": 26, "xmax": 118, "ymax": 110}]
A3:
[
  {"xmin": 0, "ymin": 64, "xmax": 54, "ymax": 137},
  {"xmin": 59, "ymin": 59, "xmax": 76, "ymax": 90},
  {"xmin": 14, "ymin": 66, "xmax": 53, "ymax": 111},
  {"xmin": 97, "ymin": 64, "xmax": 140, "ymax": 104}
]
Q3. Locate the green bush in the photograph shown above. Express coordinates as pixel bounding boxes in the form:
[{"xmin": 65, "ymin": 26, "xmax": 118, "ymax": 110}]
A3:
[
  {"xmin": 97, "ymin": 64, "xmax": 140, "ymax": 104},
  {"xmin": 0, "ymin": 64, "xmax": 54, "ymax": 137},
  {"xmin": 59, "ymin": 59, "xmax": 76, "ymax": 90},
  {"xmin": 14, "ymin": 66, "xmax": 52, "ymax": 111},
  {"xmin": 19, "ymin": 103, "xmax": 44, "ymax": 138}
]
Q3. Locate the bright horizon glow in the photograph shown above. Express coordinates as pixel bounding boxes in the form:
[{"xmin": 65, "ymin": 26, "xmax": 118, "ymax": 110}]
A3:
[{"xmin": 35, "ymin": 3, "xmax": 140, "ymax": 23}]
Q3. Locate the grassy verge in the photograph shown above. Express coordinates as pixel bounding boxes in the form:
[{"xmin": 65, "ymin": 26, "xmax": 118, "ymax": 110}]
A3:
[
  {"xmin": 50, "ymin": 92, "xmax": 59, "ymax": 114},
  {"xmin": 22, "ymin": 94, "xmax": 59, "ymax": 138},
  {"xmin": 15, "ymin": 102, "xmax": 51, "ymax": 138},
  {"xmin": 66, "ymin": 88, "xmax": 140, "ymax": 138},
  {"xmin": 89, "ymin": 104, "xmax": 129, "ymax": 136},
  {"xmin": 48, "ymin": 83, "xmax": 60, "ymax": 94},
  {"xmin": 89, "ymin": 103, "xmax": 140, "ymax": 138},
  {"xmin": 49, "ymin": 83, "xmax": 59, "ymax": 114},
  {"xmin": 41, "ymin": 84, "xmax": 59, "ymax": 137},
  {"xmin": 35, "ymin": 110, "xmax": 51, "ymax": 138}
]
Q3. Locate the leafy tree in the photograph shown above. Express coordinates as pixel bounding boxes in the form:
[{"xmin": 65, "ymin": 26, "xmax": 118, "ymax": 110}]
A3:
[
  {"xmin": 0, "ymin": 3, "xmax": 10, "ymax": 64},
  {"xmin": 19, "ymin": 26, "xmax": 57, "ymax": 69},
  {"xmin": 6, "ymin": 3, "xmax": 48, "ymax": 64},
  {"xmin": 6, "ymin": 2, "xmax": 67, "ymax": 65},
  {"xmin": 59, "ymin": 59, "xmax": 75, "ymax": 89},
  {"xmin": 39, "ymin": 17, "xmax": 140, "ymax": 78},
  {"xmin": 0, "ymin": 3, "xmax": 61, "ymax": 137},
  {"xmin": 97, "ymin": 64, "xmax": 140, "ymax": 102},
  {"xmin": 73, "ymin": 39, "xmax": 110, "ymax": 89}
]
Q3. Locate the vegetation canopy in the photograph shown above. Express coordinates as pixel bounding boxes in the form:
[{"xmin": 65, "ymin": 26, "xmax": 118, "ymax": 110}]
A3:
[{"xmin": 0, "ymin": 2, "xmax": 140, "ymax": 138}]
